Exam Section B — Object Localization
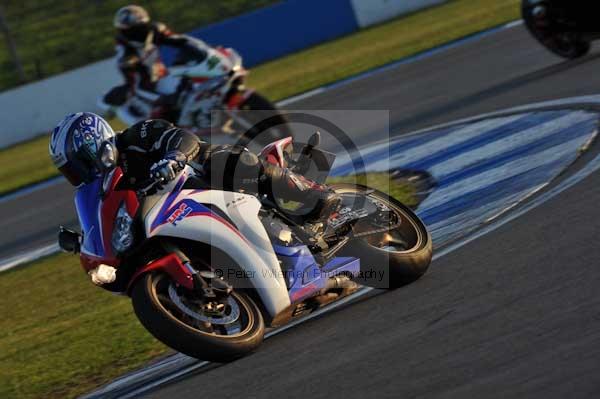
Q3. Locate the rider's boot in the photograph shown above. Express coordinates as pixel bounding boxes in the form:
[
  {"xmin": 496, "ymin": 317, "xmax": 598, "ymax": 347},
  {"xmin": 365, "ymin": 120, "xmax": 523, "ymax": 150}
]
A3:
[
  {"xmin": 261, "ymin": 164, "xmax": 341, "ymax": 222},
  {"xmin": 203, "ymin": 147, "xmax": 341, "ymax": 222}
]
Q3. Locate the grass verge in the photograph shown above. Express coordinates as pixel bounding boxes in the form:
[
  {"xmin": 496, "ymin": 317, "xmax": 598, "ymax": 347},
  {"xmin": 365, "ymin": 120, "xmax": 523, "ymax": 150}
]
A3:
[
  {"xmin": 0, "ymin": 253, "xmax": 171, "ymax": 399},
  {"xmin": 0, "ymin": 0, "xmax": 520, "ymax": 196},
  {"xmin": 0, "ymin": 119, "xmax": 127, "ymax": 196},
  {"xmin": 0, "ymin": 174, "xmax": 415, "ymax": 399},
  {"xmin": 327, "ymin": 172, "xmax": 419, "ymax": 209},
  {"xmin": 247, "ymin": 0, "xmax": 520, "ymax": 100},
  {"xmin": 0, "ymin": 0, "xmax": 278, "ymax": 90}
]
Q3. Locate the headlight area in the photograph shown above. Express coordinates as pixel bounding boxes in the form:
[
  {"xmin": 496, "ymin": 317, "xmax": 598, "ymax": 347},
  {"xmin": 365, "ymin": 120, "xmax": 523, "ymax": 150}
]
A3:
[
  {"xmin": 112, "ymin": 202, "xmax": 135, "ymax": 254},
  {"xmin": 88, "ymin": 264, "xmax": 117, "ymax": 286}
]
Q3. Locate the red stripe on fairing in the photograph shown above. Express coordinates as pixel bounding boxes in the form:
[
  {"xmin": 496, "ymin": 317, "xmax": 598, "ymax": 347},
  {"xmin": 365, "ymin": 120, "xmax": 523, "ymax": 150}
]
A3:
[
  {"xmin": 215, "ymin": 46, "xmax": 231, "ymax": 58},
  {"xmin": 100, "ymin": 167, "xmax": 139, "ymax": 261},
  {"xmin": 81, "ymin": 252, "xmax": 117, "ymax": 272},
  {"xmin": 126, "ymin": 253, "xmax": 194, "ymax": 294}
]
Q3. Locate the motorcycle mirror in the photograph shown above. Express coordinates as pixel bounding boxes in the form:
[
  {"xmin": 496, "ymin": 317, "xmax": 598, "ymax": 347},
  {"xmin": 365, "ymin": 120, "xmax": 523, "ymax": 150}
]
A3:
[
  {"xmin": 300, "ymin": 131, "xmax": 321, "ymax": 158},
  {"xmin": 58, "ymin": 226, "xmax": 81, "ymax": 254},
  {"xmin": 97, "ymin": 141, "xmax": 118, "ymax": 171},
  {"xmin": 308, "ymin": 131, "xmax": 321, "ymax": 148}
]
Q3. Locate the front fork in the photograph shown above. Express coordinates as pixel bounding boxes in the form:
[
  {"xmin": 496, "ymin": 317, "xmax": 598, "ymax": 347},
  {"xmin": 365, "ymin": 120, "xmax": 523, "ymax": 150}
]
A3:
[
  {"xmin": 127, "ymin": 242, "xmax": 233, "ymax": 302},
  {"xmin": 163, "ymin": 242, "xmax": 233, "ymax": 302}
]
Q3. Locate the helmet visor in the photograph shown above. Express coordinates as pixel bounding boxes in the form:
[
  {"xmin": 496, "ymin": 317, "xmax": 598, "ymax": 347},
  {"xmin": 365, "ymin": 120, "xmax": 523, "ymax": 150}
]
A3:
[
  {"xmin": 72, "ymin": 115, "xmax": 116, "ymax": 179},
  {"xmin": 121, "ymin": 24, "xmax": 151, "ymax": 43}
]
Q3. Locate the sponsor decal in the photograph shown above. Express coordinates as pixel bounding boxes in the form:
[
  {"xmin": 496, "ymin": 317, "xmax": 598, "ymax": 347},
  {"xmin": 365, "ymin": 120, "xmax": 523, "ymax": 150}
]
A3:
[
  {"xmin": 328, "ymin": 207, "xmax": 369, "ymax": 229},
  {"xmin": 206, "ymin": 55, "xmax": 220, "ymax": 70},
  {"xmin": 81, "ymin": 116, "xmax": 94, "ymax": 126},
  {"xmin": 227, "ymin": 196, "xmax": 249, "ymax": 208},
  {"xmin": 167, "ymin": 203, "xmax": 192, "ymax": 226},
  {"xmin": 140, "ymin": 121, "xmax": 149, "ymax": 138}
]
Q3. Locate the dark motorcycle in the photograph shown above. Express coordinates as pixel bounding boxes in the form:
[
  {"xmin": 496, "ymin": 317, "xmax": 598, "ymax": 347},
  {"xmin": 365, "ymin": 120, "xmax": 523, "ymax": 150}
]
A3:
[{"xmin": 522, "ymin": 0, "xmax": 600, "ymax": 59}]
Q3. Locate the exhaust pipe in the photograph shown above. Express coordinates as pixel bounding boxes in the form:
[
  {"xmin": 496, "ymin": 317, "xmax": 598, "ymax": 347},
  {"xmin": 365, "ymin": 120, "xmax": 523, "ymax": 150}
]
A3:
[{"xmin": 325, "ymin": 275, "xmax": 359, "ymax": 291}]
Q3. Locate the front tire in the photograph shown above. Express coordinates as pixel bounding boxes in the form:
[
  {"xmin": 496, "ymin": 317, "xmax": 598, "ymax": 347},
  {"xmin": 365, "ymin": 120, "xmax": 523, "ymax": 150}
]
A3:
[
  {"xmin": 333, "ymin": 184, "xmax": 433, "ymax": 289},
  {"xmin": 131, "ymin": 272, "xmax": 265, "ymax": 362},
  {"xmin": 522, "ymin": 6, "xmax": 591, "ymax": 59},
  {"xmin": 541, "ymin": 34, "xmax": 590, "ymax": 59}
]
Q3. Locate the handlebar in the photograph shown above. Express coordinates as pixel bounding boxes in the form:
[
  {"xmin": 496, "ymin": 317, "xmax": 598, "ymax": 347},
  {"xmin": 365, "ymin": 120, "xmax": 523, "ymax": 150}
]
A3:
[
  {"xmin": 136, "ymin": 177, "xmax": 165, "ymax": 197},
  {"xmin": 136, "ymin": 162, "xmax": 203, "ymax": 197}
]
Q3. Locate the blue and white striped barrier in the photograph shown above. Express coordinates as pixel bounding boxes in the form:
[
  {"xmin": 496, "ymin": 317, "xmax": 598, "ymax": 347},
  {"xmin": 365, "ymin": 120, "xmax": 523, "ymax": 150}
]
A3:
[
  {"xmin": 162, "ymin": 0, "xmax": 448, "ymax": 67},
  {"xmin": 350, "ymin": 0, "xmax": 447, "ymax": 28},
  {"xmin": 333, "ymin": 109, "xmax": 598, "ymax": 246}
]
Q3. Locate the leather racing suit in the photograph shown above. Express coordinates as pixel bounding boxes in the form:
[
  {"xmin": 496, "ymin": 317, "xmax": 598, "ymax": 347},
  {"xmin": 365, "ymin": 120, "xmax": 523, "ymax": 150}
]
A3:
[{"xmin": 116, "ymin": 119, "xmax": 340, "ymax": 221}]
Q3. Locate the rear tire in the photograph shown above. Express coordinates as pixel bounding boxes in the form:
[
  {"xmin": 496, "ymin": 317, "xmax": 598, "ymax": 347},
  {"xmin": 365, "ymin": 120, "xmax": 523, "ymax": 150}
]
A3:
[
  {"xmin": 131, "ymin": 272, "xmax": 265, "ymax": 362},
  {"xmin": 333, "ymin": 184, "xmax": 432, "ymax": 289}
]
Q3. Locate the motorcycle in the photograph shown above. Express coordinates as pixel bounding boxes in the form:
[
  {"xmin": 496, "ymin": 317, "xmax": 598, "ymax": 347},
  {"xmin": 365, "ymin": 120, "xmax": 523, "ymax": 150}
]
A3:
[
  {"xmin": 98, "ymin": 42, "xmax": 292, "ymax": 145},
  {"xmin": 522, "ymin": 0, "xmax": 600, "ymax": 59},
  {"xmin": 58, "ymin": 132, "xmax": 432, "ymax": 362}
]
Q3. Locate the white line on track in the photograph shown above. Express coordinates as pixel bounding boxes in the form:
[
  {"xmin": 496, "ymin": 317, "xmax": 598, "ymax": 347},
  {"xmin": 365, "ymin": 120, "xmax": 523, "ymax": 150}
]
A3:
[
  {"xmin": 0, "ymin": 176, "xmax": 63, "ymax": 204},
  {"xmin": 421, "ymin": 135, "xmax": 589, "ymax": 209},
  {"xmin": 435, "ymin": 153, "xmax": 600, "ymax": 259},
  {"xmin": 0, "ymin": 243, "xmax": 60, "ymax": 273},
  {"xmin": 429, "ymin": 111, "xmax": 593, "ymax": 179},
  {"xmin": 355, "ymin": 114, "xmax": 525, "ymax": 172}
]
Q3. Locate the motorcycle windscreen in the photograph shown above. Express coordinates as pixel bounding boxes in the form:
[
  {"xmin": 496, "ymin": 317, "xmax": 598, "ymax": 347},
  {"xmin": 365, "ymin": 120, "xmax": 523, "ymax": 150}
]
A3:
[{"xmin": 293, "ymin": 143, "xmax": 336, "ymax": 184}]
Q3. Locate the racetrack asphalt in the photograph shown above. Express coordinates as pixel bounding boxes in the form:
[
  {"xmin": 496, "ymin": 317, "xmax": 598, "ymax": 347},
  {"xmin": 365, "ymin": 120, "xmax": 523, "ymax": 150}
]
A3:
[{"xmin": 3, "ymin": 22, "xmax": 600, "ymax": 398}]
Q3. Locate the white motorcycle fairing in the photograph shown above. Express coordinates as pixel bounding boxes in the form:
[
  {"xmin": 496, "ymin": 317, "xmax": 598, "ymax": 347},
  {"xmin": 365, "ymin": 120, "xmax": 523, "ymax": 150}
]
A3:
[
  {"xmin": 169, "ymin": 46, "xmax": 241, "ymax": 80},
  {"xmin": 143, "ymin": 168, "xmax": 290, "ymax": 318},
  {"xmin": 104, "ymin": 46, "xmax": 247, "ymax": 129},
  {"xmin": 170, "ymin": 47, "xmax": 245, "ymax": 129}
]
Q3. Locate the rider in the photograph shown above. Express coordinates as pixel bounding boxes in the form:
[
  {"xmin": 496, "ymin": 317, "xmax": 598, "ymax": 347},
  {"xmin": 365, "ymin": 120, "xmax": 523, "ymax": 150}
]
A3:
[
  {"xmin": 112, "ymin": 5, "xmax": 208, "ymax": 112},
  {"xmin": 49, "ymin": 112, "xmax": 340, "ymax": 221}
]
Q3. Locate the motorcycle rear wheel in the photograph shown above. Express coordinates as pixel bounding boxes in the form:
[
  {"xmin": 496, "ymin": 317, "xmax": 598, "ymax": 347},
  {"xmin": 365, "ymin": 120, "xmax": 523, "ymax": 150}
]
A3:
[
  {"xmin": 131, "ymin": 272, "xmax": 265, "ymax": 362},
  {"xmin": 332, "ymin": 184, "xmax": 432, "ymax": 289},
  {"xmin": 236, "ymin": 92, "xmax": 294, "ymax": 146}
]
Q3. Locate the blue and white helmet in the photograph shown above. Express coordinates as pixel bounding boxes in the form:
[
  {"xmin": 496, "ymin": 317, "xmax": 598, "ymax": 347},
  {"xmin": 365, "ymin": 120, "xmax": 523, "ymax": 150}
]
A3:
[{"xmin": 49, "ymin": 112, "xmax": 116, "ymax": 186}]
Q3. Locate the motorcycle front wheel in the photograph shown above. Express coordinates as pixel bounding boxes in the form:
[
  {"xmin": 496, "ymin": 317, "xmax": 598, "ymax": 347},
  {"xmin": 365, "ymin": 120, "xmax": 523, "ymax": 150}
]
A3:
[
  {"xmin": 545, "ymin": 34, "xmax": 590, "ymax": 59},
  {"xmin": 333, "ymin": 184, "xmax": 433, "ymax": 289},
  {"xmin": 131, "ymin": 272, "xmax": 265, "ymax": 362},
  {"xmin": 522, "ymin": 6, "xmax": 591, "ymax": 59}
]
